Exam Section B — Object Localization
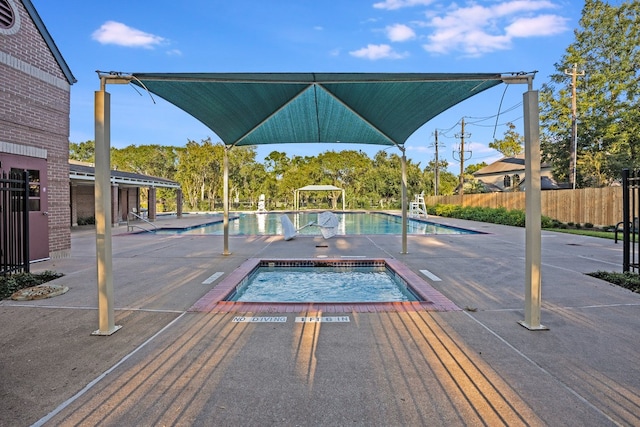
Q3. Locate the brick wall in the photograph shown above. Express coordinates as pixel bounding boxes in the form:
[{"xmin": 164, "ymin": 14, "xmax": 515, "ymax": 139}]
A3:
[
  {"xmin": 0, "ymin": 0, "xmax": 73, "ymax": 258},
  {"xmin": 75, "ymin": 185, "xmax": 95, "ymax": 220}
]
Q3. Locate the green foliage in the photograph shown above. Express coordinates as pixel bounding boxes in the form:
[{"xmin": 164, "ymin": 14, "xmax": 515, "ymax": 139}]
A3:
[
  {"xmin": 541, "ymin": 0, "xmax": 640, "ymax": 187},
  {"xmin": 547, "ymin": 228, "xmax": 616, "ymax": 240},
  {"xmin": 587, "ymin": 271, "xmax": 640, "ymax": 293},
  {"xmin": 69, "ymin": 140, "xmax": 95, "ymax": 162},
  {"xmin": 464, "ymin": 162, "xmax": 487, "ymax": 175},
  {"xmin": 429, "ymin": 204, "xmax": 555, "ymax": 228},
  {"xmin": 73, "ymin": 137, "xmax": 463, "ymax": 211},
  {"xmin": 0, "ymin": 271, "xmax": 63, "ymax": 299},
  {"xmin": 488, "ymin": 122, "xmax": 524, "ymax": 157}
]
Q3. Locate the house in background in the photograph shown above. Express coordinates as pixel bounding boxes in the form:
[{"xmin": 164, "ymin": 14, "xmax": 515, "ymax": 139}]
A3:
[
  {"xmin": 69, "ymin": 161, "xmax": 182, "ymax": 226},
  {"xmin": 0, "ymin": 0, "xmax": 76, "ymax": 261},
  {"xmin": 472, "ymin": 154, "xmax": 560, "ymax": 192}
]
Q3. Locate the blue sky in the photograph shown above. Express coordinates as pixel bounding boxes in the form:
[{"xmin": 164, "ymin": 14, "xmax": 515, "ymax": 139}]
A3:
[{"xmin": 33, "ymin": 0, "xmax": 582, "ymax": 172}]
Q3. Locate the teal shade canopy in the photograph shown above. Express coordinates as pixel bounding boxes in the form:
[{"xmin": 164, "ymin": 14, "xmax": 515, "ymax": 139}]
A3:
[{"xmin": 131, "ymin": 72, "xmax": 503, "ymax": 147}]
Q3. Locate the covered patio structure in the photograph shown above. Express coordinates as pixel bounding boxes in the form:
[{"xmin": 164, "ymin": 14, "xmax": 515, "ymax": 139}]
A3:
[{"xmin": 93, "ymin": 72, "xmax": 543, "ymax": 335}]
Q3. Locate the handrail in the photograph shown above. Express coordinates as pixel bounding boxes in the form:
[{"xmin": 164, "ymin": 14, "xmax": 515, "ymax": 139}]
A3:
[{"xmin": 127, "ymin": 211, "xmax": 158, "ymax": 232}]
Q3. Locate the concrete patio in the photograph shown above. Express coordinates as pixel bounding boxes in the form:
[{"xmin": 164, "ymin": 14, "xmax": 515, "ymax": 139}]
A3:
[{"xmin": 1, "ymin": 213, "xmax": 638, "ymax": 426}]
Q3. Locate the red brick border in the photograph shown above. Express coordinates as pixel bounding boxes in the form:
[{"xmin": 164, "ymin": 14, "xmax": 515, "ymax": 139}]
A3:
[{"xmin": 189, "ymin": 258, "xmax": 460, "ymax": 314}]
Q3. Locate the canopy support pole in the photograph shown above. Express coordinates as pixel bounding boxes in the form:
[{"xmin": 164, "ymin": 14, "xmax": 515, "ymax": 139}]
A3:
[
  {"xmin": 92, "ymin": 74, "xmax": 128, "ymax": 336},
  {"xmin": 401, "ymin": 147, "xmax": 408, "ymax": 254},
  {"xmin": 223, "ymin": 146, "xmax": 230, "ymax": 255},
  {"xmin": 519, "ymin": 87, "xmax": 546, "ymax": 330},
  {"xmin": 502, "ymin": 75, "xmax": 548, "ymax": 331}
]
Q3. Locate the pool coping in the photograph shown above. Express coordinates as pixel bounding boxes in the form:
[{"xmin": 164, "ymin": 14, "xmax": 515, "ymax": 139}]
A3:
[
  {"xmin": 145, "ymin": 211, "xmax": 482, "ymax": 235},
  {"xmin": 189, "ymin": 258, "xmax": 460, "ymax": 314}
]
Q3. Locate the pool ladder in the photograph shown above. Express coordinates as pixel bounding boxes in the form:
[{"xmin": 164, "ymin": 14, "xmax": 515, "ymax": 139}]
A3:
[{"xmin": 127, "ymin": 210, "xmax": 158, "ymax": 233}]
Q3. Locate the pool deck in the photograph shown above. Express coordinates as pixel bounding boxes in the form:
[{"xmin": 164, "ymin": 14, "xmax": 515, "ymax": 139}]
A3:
[{"xmin": 1, "ymin": 213, "xmax": 639, "ymax": 426}]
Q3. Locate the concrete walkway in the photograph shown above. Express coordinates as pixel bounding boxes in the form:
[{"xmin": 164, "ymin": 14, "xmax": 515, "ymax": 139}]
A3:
[{"xmin": 1, "ymin": 214, "xmax": 638, "ymax": 426}]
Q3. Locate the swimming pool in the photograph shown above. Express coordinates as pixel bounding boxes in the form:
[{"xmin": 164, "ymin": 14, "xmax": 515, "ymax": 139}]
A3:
[
  {"xmin": 155, "ymin": 212, "xmax": 477, "ymax": 236},
  {"xmin": 226, "ymin": 263, "xmax": 419, "ymax": 303}
]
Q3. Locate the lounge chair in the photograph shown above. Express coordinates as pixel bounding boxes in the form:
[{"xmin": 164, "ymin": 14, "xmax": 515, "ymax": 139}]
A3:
[{"xmin": 281, "ymin": 215, "xmax": 297, "ymax": 241}]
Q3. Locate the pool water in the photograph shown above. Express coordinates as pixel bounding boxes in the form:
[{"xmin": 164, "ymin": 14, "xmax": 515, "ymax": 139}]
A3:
[
  {"xmin": 227, "ymin": 265, "xmax": 419, "ymax": 303},
  {"xmin": 156, "ymin": 212, "xmax": 476, "ymax": 236}
]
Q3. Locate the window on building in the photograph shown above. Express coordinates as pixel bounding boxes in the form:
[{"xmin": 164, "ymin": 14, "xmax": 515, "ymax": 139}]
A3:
[{"xmin": 11, "ymin": 168, "xmax": 41, "ymax": 211}]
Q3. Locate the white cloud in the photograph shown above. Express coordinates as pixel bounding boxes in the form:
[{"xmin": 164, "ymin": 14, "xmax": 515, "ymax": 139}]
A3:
[
  {"xmin": 506, "ymin": 14, "xmax": 568, "ymax": 38},
  {"xmin": 421, "ymin": 1, "xmax": 568, "ymax": 57},
  {"xmin": 92, "ymin": 21, "xmax": 165, "ymax": 48},
  {"xmin": 374, "ymin": 0, "xmax": 435, "ymax": 10},
  {"xmin": 166, "ymin": 49, "xmax": 182, "ymax": 56},
  {"xmin": 349, "ymin": 44, "xmax": 408, "ymax": 60},
  {"xmin": 386, "ymin": 24, "xmax": 416, "ymax": 42}
]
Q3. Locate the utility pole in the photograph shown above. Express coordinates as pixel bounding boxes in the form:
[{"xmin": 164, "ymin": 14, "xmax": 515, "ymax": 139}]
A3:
[
  {"xmin": 453, "ymin": 118, "xmax": 471, "ymax": 197},
  {"xmin": 432, "ymin": 130, "xmax": 441, "ymax": 196},
  {"xmin": 565, "ymin": 63, "xmax": 585, "ymax": 189}
]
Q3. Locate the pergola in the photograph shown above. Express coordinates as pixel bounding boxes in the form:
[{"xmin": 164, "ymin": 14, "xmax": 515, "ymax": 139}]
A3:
[
  {"xmin": 93, "ymin": 72, "xmax": 543, "ymax": 335},
  {"xmin": 294, "ymin": 185, "xmax": 345, "ymax": 211}
]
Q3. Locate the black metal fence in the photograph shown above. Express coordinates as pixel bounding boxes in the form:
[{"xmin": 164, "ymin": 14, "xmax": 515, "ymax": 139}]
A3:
[
  {"xmin": 622, "ymin": 168, "xmax": 640, "ymax": 272},
  {"xmin": 0, "ymin": 170, "xmax": 29, "ymax": 275}
]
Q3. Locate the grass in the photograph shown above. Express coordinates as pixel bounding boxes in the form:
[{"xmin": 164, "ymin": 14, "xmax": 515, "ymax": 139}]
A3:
[
  {"xmin": 427, "ymin": 203, "xmax": 640, "ymax": 292},
  {"xmin": 0, "ymin": 271, "xmax": 63, "ymax": 299},
  {"xmin": 543, "ymin": 228, "xmax": 617, "ymax": 240}
]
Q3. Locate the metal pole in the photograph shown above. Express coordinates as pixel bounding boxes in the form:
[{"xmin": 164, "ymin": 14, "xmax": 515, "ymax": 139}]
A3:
[
  {"xmin": 519, "ymin": 87, "xmax": 547, "ymax": 331},
  {"xmin": 21, "ymin": 170, "xmax": 30, "ymax": 273},
  {"xmin": 565, "ymin": 64, "xmax": 584, "ymax": 190},
  {"xmin": 401, "ymin": 148, "xmax": 408, "ymax": 254},
  {"xmin": 459, "ymin": 118, "xmax": 465, "ymax": 198},
  {"xmin": 622, "ymin": 169, "xmax": 630, "ymax": 272},
  {"xmin": 434, "ymin": 130, "xmax": 439, "ymax": 196},
  {"xmin": 92, "ymin": 85, "xmax": 121, "ymax": 336},
  {"xmin": 223, "ymin": 146, "xmax": 230, "ymax": 255}
]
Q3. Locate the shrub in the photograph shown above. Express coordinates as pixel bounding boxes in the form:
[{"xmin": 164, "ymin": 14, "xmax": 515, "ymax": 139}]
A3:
[
  {"xmin": 585, "ymin": 222, "xmax": 594, "ymax": 229},
  {"xmin": 430, "ymin": 204, "xmax": 554, "ymax": 228},
  {"xmin": 0, "ymin": 271, "xmax": 63, "ymax": 299},
  {"xmin": 587, "ymin": 271, "xmax": 640, "ymax": 294}
]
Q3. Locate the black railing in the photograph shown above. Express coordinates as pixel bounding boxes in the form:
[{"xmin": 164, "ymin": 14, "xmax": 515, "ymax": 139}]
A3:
[
  {"xmin": 0, "ymin": 170, "xmax": 29, "ymax": 275},
  {"xmin": 621, "ymin": 168, "xmax": 640, "ymax": 272}
]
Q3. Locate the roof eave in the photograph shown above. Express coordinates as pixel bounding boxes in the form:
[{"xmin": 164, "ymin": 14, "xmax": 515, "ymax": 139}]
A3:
[{"xmin": 22, "ymin": 0, "xmax": 77, "ymax": 84}]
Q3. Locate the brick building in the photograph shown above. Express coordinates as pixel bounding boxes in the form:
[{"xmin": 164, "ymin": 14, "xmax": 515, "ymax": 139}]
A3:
[{"xmin": 0, "ymin": 0, "xmax": 76, "ymax": 260}]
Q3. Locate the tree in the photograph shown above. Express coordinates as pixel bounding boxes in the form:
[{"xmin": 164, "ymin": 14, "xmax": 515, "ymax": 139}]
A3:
[
  {"xmin": 540, "ymin": 0, "xmax": 640, "ymax": 187},
  {"xmin": 464, "ymin": 162, "xmax": 488, "ymax": 175},
  {"xmin": 488, "ymin": 123, "xmax": 524, "ymax": 157},
  {"xmin": 175, "ymin": 138, "xmax": 224, "ymax": 210},
  {"xmin": 69, "ymin": 140, "xmax": 95, "ymax": 162},
  {"xmin": 316, "ymin": 150, "xmax": 370, "ymax": 209}
]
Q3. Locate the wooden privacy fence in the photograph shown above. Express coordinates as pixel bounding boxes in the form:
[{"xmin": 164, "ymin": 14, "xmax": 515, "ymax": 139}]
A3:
[{"xmin": 424, "ymin": 187, "xmax": 624, "ymax": 227}]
